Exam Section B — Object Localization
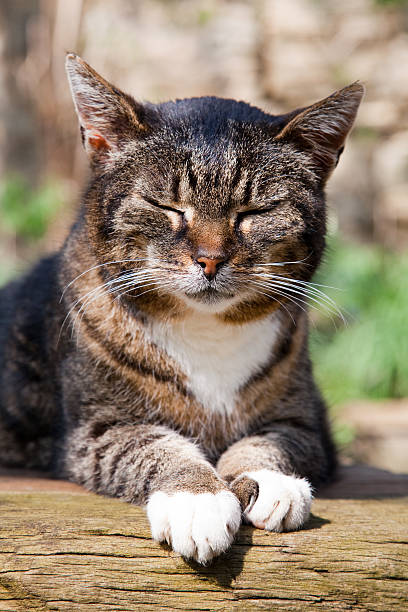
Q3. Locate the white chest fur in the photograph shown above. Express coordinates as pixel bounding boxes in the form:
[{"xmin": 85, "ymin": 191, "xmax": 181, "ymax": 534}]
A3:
[{"xmin": 146, "ymin": 313, "xmax": 281, "ymax": 415}]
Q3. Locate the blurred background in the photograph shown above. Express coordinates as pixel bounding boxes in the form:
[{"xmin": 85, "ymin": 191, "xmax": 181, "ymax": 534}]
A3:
[{"xmin": 0, "ymin": 0, "xmax": 407, "ymax": 472}]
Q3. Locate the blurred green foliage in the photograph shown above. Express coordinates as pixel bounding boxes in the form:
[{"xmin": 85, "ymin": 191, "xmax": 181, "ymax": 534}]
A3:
[
  {"xmin": 197, "ymin": 8, "xmax": 213, "ymax": 26},
  {"xmin": 310, "ymin": 237, "xmax": 408, "ymax": 407},
  {"xmin": 374, "ymin": 0, "xmax": 408, "ymax": 6},
  {"xmin": 0, "ymin": 176, "xmax": 61, "ymax": 241}
]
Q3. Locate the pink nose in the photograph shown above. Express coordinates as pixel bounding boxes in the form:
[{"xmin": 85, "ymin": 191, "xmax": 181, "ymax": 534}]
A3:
[{"xmin": 196, "ymin": 256, "xmax": 225, "ymax": 279}]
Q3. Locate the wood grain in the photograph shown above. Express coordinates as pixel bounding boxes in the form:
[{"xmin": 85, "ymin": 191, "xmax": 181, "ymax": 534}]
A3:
[{"xmin": 0, "ymin": 465, "xmax": 407, "ymax": 611}]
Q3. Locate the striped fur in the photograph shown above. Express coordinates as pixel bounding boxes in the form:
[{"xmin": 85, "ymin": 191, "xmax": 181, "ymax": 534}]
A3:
[{"xmin": 0, "ymin": 55, "xmax": 363, "ymax": 563}]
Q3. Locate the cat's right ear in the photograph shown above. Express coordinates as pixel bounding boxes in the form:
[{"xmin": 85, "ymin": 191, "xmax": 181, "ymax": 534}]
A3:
[
  {"xmin": 275, "ymin": 83, "xmax": 364, "ymax": 182},
  {"xmin": 65, "ymin": 53, "xmax": 151, "ymax": 167}
]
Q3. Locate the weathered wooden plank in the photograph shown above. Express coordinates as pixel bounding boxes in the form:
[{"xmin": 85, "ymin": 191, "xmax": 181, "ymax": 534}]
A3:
[{"xmin": 0, "ymin": 466, "xmax": 407, "ymax": 611}]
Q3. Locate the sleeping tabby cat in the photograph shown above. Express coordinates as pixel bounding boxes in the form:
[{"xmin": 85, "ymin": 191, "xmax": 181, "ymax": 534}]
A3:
[{"xmin": 0, "ymin": 54, "xmax": 363, "ymax": 563}]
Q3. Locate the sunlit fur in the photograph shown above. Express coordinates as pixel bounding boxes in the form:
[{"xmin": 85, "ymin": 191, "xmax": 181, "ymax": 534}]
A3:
[{"xmin": 0, "ymin": 55, "xmax": 363, "ymax": 563}]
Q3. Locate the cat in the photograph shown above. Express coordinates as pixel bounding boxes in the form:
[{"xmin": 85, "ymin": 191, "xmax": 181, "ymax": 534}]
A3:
[{"xmin": 0, "ymin": 53, "xmax": 363, "ymax": 564}]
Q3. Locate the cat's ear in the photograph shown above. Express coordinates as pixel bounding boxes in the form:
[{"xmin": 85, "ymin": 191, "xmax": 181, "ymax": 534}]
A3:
[
  {"xmin": 275, "ymin": 83, "xmax": 364, "ymax": 180},
  {"xmin": 65, "ymin": 53, "xmax": 151, "ymax": 167}
]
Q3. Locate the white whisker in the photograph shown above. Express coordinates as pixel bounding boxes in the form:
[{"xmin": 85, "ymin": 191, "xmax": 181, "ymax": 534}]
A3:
[
  {"xmin": 253, "ymin": 276, "xmax": 342, "ymax": 314},
  {"xmin": 251, "ymin": 275, "xmax": 345, "ymax": 324},
  {"xmin": 251, "ymin": 279, "xmax": 332, "ymax": 314},
  {"xmin": 72, "ymin": 276, "xmax": 167, "ymax": 337},
  {"xmin": 60, "ymin": 258, "xmax": 151, "ymax": 299},
  {"xmin": 248, "ymin": 280, "xmax": 309, "ymax": 314},
  {"xmin": 255, "ymin": 254, "xmax": 313, "ymax": 268},
  {"xmin": 59, "ymin": 270, "xmax": 158, "ymax": 340},
  {"xmin": 61, "ymin": 267, "xmax": 166, "ymax": 341},
  {"xmin": 248, "ymin": 279, "xmax": 339, "ymax": 328},
  {"xmin": 247, "ymin": 283, "xmax": 296, "ymax": 325},
  {"xmin": 253, "ymin": 271, "xmax": 341, "ymax": 291},
  {"xmin": 114, "ymin": 280, "xmax": 174, "ymax": 302}
]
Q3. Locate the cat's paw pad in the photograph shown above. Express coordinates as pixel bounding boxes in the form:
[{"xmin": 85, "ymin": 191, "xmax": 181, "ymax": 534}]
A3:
[
  {"xmin": 146, "ymin": 489, "xmax": 241, "ymax": 564},
  {"xmin": 232, "ymin": 469, "xmax": 312, "ymax": 532}
]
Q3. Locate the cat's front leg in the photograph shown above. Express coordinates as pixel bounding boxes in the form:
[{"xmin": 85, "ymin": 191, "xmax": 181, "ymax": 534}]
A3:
[
  {"xmin": 216, "ymin": 425, "xmax": 333, "ymax": 533},
  {"xmin": 64, "ymin": 422, "xmax": 241, "ymax": 563}
]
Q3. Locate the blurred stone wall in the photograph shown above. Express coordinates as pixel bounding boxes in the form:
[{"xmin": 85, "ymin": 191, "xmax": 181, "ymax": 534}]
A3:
[{"xmin": 1, "ymin": 0, "xmax": 408, "ymax": 248}]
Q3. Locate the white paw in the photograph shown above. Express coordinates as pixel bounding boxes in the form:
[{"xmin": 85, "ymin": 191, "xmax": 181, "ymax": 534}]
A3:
[
  {"xmin": 146, "ymin": 489, "xmax": 241, "ymax": 564},
  {"xmin": 242, "ymin": 469, "xmax": 312, "ymax": 532}
]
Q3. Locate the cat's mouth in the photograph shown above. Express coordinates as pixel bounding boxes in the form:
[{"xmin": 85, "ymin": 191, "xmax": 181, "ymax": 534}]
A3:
[
  {"xmin": 185, "ymin": 287, "xmax": 236, "ymax": 304},
  {"xmin": 181, "ymin": 286, "xmax": 241, "ymax": 313},
  {"xmin": 170, "ymin": 267, "xmax": 245, "ymax": 312}
]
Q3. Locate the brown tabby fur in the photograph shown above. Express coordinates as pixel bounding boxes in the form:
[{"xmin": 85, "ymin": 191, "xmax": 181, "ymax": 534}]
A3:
[{"xmin": 0, "ymin": 55, "xmax": 363, "ymax": 534}]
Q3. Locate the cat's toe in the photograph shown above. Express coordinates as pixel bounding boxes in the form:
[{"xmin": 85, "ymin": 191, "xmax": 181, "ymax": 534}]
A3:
[
  {"xmin": 146, "ymin": 489, "xmax": 241, "ymax": 564},
  {"xmin": 235, "ymin": 469, "xmax": 312, "ymax": 532}
]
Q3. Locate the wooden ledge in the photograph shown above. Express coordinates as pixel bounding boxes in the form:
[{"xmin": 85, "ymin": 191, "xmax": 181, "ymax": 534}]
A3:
[{"xmin": 0, "ymin": 465, "xmax": 407, "ymax": 611}]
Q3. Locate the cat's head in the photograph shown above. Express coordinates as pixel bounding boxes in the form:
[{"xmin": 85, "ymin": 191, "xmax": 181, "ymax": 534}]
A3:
[{"xmin": 66, "ymin": 54, "xmax": 363, "ymax": 323}]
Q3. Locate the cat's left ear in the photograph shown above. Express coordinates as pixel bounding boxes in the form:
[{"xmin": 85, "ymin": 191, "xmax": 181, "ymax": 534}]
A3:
[
  {"xmin": 275, "ymin": 83, "xmax": 364, "ymax": 180},
  {"xmin": 65, "ymin": 53, "xmax": 153, "ymax": 167}
]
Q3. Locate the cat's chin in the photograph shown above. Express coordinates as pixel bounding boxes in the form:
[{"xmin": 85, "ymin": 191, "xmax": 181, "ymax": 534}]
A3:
[{"xmin": 181, "ymin": 289, "xmax": 242, "ymax": 314}]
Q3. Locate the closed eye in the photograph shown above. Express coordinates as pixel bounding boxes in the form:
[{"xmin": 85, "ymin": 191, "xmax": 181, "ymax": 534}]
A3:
[
  {"xmin": 143, "ymin": 196, "xmax": 184, "ymax": 215},
  {"xmin": 237, "ymin": 205, "xmax": 277, "ymax": 220}
]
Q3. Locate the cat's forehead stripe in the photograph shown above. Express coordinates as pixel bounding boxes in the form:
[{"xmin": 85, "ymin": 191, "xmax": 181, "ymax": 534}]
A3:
[
  {"xmin": 171, "ymin": 174, "xmax": 181, "ymax": 202},
  {"xmin": 229, "ymin": 158, "xmax": 243, "ymax": 191}
]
